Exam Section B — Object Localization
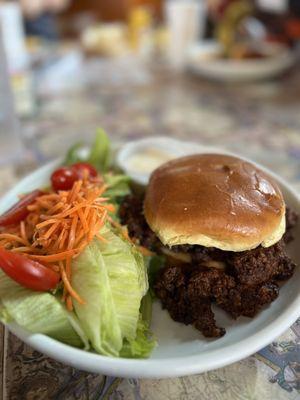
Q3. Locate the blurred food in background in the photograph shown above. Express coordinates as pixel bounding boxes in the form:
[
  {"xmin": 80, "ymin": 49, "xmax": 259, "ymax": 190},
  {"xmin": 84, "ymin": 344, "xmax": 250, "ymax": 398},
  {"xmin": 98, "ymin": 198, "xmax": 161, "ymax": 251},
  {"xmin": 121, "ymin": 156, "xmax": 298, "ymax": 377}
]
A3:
[
  {"xmin": 80, "ymin": 6, "xmax": 156, "ymax": 58},
  {"xmin": 0, "ymin": 0, "xmax": 300, "ymax": 119},
  {"xmin": 186, "ymin": 0, "xmax": 300, "ymax": 81},
  {"xmin": 214, "ymin": 0, "xmax": 258, "ymax": 59},
  {"xmin": 81, "ymin": 23, "xmax": 130, "ymax": 57},
  {"xmin": 208, "ymin": 0, "xmax": 300, "ymax": 53}
]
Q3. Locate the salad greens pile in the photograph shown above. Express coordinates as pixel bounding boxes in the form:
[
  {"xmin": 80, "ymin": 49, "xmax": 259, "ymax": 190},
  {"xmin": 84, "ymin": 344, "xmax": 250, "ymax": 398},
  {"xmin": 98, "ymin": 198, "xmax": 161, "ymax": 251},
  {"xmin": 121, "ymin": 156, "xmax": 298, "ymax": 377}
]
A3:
[
  {"xmin": 0, "ymin": 269, "xmax": 88, "ymax": 348},
  {"xmin": 0, "ymin": 129, "xmax": 156, "ymax": 358},
  {"xmin": 71, "ymin": 226, "xmax": 151, "ymax": 357}
]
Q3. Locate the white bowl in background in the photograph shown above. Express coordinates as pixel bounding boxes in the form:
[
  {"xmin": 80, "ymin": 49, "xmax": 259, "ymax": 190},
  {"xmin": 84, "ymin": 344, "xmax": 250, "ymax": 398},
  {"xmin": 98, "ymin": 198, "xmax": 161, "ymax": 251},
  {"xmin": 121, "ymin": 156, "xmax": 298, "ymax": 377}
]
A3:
[
  {"xmin": 186, "ymin": 40, "xmax": 296, "ymax": 82},
  {"xmin": 0, "ymin": 147, "xmax": 300, "ymax": 378},
  {"xmin": 117, "ymin": 137, "xmax": 217, "ymax": 185}
]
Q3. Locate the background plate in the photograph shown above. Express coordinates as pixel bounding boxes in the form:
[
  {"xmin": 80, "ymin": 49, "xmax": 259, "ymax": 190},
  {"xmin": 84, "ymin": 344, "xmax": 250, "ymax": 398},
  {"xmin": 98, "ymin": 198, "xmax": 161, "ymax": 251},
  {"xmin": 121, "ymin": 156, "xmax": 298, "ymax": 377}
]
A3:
[{"xmin": 187, "ymin": 41, "xmax": 296, "ymax": 82}]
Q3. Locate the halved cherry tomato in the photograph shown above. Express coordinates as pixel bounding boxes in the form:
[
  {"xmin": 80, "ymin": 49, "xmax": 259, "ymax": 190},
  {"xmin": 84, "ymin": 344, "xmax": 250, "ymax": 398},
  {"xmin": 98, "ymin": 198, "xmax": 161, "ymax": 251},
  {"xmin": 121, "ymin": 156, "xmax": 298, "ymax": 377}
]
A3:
[
  {"xmin": 51, "ymin": 167, "xmax": 79, "ymax": 191},
  {"xmin": 0, "ymin": 248, "xmax": 60, "ymax": 291},
  {"xmin": 0, "ymin": 190, "xmax": 43, "ymax": 227},
  {"xmin": 71, "ymin": 162, "xmax": 98, "ymax": 179},
  {"xmin": 51, "ymin": 163, "xmax": 99, "ymax": 191}
]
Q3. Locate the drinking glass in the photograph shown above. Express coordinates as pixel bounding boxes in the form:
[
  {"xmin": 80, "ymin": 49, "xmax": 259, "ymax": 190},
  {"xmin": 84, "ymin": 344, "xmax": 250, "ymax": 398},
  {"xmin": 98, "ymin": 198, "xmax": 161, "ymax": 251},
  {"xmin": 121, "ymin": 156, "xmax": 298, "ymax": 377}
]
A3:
[
  {"xmin": 165, "ymin": 0, "xmax": 207, "ymax": 70},
  {"xmin": 0, "ymin": 24, "xmax": 23, "ymax": 165}
]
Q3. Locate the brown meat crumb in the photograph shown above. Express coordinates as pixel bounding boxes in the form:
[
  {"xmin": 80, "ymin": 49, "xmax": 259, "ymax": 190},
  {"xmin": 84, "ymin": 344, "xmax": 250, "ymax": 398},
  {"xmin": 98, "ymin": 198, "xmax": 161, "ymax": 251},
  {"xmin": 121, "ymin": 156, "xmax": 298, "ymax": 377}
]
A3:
[
  {"xmin": 216, "ymin": 282, "xmax": 279, "ymax": 318},
  {"xmin": 228, "ymin": 240, "xmax": 295, "ymax": 286},
  {"xmin": 154, "ymin": 265, "xmax": 226, "ymax": 337},
  {"xmin": 188, "ymin": 268, "xmax": 235, "ymax": 299},
  {"xmin": 118, "ymin": 195, "xmax": 159, "ymax": 250},
  {"xmin": 154, "ymin": 264, "xmax": 281, "ymax": 337},
  {"xmin": 284, "ymin": 208, "xmax": 299, "ymax": 243}
]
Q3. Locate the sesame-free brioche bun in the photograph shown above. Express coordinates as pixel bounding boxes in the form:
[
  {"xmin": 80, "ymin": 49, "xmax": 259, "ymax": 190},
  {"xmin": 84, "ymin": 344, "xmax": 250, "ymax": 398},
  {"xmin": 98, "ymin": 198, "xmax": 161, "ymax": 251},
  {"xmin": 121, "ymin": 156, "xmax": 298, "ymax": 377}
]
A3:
[{"xmin": 144, "ymin": 154, "xmax": 286, "ymax": 252}]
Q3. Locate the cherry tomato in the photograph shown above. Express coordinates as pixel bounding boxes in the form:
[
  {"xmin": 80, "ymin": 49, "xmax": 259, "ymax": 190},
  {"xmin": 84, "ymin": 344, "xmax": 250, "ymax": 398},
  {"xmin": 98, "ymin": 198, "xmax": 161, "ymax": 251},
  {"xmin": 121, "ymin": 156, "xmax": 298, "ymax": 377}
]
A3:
[
  {"xmin": 51, "ymin": 167, "xmax": 79, "ymax": 191},
  {"xmin": 0, "ymin": 248, "xmax": 60, "ymax": 291},
  {"xmin": 0, "ymin": 190, "xmax": 43, "ymax": 227},
  {"xmin": 71, "ymin": 162, "xmax": 98, "ymax": 178}
]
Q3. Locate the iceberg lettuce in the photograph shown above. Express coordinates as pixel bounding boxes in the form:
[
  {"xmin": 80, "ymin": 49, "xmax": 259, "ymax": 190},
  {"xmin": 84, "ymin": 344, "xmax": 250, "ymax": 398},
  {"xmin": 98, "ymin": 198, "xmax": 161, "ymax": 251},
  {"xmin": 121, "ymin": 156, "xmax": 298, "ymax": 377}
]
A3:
[
  {"xmin": 120, "ymin": 315, "xmax": 156, "ymax": 358},
  {"xmin": 103, "ymin": 174, "xmax": 131, "ymax": 200},
  {"xmin": 71, "ymin": 238, "xmax": 123, "ymax": 356},
  {"xmin": 71, "ymin": 226, "xmax": 154, "ymax": 357},
  {"xmin": 0, "ymin": 271, "xmax": 88, "ymax": 348}
]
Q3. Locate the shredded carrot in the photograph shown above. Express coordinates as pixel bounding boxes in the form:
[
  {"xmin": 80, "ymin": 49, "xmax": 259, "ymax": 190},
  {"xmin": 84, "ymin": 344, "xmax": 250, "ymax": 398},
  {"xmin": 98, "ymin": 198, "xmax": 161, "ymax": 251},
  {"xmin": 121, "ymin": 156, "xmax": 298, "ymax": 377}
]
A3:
[
  {"xmin": 65, "ymin": 256, "xmax": 71, "ymax": 279},
  {"xmin": 73, "ymin": 228, "xmax": 87, "ymax": 248},
  {"xmin": 60, "ymin": 263, "xmax": 85, "ymax": 305},
  {"xmin": 27, "ymin": 213, "xmax": 39, "ymax": 226},
  {"xmin": 100, "ymin": 204, "xmax": 115, "ymax": 213},
  {"xmin": 66, "ymin": 295, "xmax": 73, "ymax": 311},
  {"xmin": 58, "ymin": 228, "xmax": 68, "ymax": 251},
  {"xmin": 95, "ymin": 233, "xmax": 108, "ymax": 243},
  {"xmin": 29, "ymin": 249, "xmax": 78, "ymax": 262},
  {"xmin": 68, "ymin": 215, "xmax": 78, "ymax": 250},
  {"xmin": 46, "ymin": 201, "xmax": 67, "ymax": 215},
  {"xmin": 36, "ymin": 219, "xmax": 60, "ymax": 229},
  {"xmin": 43, "ymin": 221, "xmax": 60, "ymax": 240},
  {"xmin": 136, "ymin": 245, "xmax": 155, "ymax": 257},
  {"xmin": 27, "ymin": 204, "xmax": 39, "ymax": 211},
  {"xmin": 77, "ymin": 207, "xmax": 89, "ymax": 234},
  {"xmin": 11, "ymin": 246, "xmax": 35, "ymax": 253},
  {"xmin": 68, "ymin": 180, "xmax": 82, "ymax": 203},
  {"xmin": 0, "ymin": 234, "xmax": 30, "ymax": 247},
  {"xmin": 20, "ymin": 221, "xmax": 29, "ymax": 244}
]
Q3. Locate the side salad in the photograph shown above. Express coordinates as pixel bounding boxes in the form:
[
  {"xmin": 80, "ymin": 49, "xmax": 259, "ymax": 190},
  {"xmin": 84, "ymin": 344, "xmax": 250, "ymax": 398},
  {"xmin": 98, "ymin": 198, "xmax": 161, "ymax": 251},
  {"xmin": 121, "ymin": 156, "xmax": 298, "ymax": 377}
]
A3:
[{"xmin": 0, "ymin": 129, "xmax": 156, "ymax": 358}]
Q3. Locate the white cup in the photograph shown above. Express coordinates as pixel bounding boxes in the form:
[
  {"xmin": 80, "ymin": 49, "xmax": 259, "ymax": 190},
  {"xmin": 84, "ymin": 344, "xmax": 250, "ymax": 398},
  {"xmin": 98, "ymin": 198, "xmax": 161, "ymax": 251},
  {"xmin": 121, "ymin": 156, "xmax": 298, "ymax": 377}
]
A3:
[
  {"xmin": 0, "ymin": 31, "xmax": 23, "ymax": 165},
  {"xmin": 0, "ymin": 2, "xmax": 29, "ymax": 74},
  {"xmin": 165, "ymin": 0, "xmax": 206, "ymax": 70}
]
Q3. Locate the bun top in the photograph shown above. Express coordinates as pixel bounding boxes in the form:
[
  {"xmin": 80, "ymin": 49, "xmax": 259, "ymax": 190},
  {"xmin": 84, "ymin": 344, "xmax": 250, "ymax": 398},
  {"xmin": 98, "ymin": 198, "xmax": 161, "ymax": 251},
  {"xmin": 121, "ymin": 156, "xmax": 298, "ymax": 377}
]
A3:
[{"xmin": 144, "ymin": 154, "xmax": 285, "ymax": 251}]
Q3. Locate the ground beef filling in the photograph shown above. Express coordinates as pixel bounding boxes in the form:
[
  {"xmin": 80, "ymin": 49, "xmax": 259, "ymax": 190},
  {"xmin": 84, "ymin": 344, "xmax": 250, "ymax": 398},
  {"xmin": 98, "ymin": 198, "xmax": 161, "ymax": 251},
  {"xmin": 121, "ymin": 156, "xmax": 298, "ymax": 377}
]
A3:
[{"xmin": 119, "ymin": 195, "xmax": 298, "ymax": 338}]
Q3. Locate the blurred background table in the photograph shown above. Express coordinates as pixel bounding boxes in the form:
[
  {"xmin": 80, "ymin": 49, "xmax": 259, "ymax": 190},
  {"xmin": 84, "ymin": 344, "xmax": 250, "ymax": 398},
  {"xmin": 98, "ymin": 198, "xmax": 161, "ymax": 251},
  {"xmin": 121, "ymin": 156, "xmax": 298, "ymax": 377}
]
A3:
[{"xmin": 0, "ymin": 50, "xmax": 300, "ymax": 399}]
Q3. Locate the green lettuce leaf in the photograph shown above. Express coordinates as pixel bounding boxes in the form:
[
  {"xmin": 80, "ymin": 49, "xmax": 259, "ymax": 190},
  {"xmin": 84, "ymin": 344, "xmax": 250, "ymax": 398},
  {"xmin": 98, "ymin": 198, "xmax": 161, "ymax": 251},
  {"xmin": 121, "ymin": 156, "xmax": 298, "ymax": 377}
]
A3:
[
  {"xmin": 120, "ymin": 315, "xmax": 156, "ymax": 359},
  {"xmin": 104, "ymin": 173, "xmax": 131, "ymax": 200},
  {"xmin": 133, "ymin": 250, "xmax": 149, "ymax": 300},
  {"xmin": 71, "ymin": 226, "xmax": 150, "ymax": 357},
  {"xmin": 64, "ymin": 128, "xmax": 111, "ymax": 173},
  {"xmin": 97, "ymin": 227, "xmax": 148, "ymax": 340},
  {"xmin": 140, "ymin": 291, "xmax": 153, "ymax": 324},
  {"xmin": 65, "ymin": 142, "xmax": 85, "ymax": 166},
  {"xmin": 147, "ymin": 255, "xmax": 166, "ymax": 298},
  {"xmin": 0, "ymin": 271, "xmax": 87, "ymax": 348},
  {"xmin": 71, "ymin": 239, "xmax": 123, "ymax": 356},
  {"xmin": 87, "ymin": 128, "xmax": 111, "ymax": 172}
]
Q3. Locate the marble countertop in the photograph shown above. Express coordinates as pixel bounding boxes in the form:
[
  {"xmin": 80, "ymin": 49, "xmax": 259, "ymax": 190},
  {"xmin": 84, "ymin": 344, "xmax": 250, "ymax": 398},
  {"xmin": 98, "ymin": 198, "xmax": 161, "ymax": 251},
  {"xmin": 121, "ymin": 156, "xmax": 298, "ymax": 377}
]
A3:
[{"xmin": 1, "ymin": 54, "xmax": 300, "ymax": 399}]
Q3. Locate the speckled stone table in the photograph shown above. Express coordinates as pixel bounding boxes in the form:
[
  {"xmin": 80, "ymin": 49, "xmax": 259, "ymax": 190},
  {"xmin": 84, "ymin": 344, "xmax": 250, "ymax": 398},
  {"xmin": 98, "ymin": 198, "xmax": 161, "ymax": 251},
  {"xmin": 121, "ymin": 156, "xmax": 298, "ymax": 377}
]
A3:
[{"xmin": 1, "ymin": 56, "xmax": 300, "ymax": 399}]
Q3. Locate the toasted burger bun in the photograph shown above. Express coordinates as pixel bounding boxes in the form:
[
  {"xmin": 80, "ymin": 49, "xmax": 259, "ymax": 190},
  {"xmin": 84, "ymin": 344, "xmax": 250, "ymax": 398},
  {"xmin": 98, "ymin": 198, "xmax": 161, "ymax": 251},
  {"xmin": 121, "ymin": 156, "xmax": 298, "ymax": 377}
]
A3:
[{"xmin": 144, "ymin": 154, "xmax": 286, "ymax": 252}]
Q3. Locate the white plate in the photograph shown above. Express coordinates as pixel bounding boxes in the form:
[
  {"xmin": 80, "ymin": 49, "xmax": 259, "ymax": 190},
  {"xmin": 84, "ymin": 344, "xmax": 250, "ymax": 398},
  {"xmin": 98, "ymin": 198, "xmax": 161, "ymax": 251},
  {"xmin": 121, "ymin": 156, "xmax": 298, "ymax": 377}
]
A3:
[
  {"xmin": 186, "ymin": 40, "xmax": 296, "ymax": 82},
  {"xmin": 1, "ymin": 148, "xmax": 300, "ymax": 378}
]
